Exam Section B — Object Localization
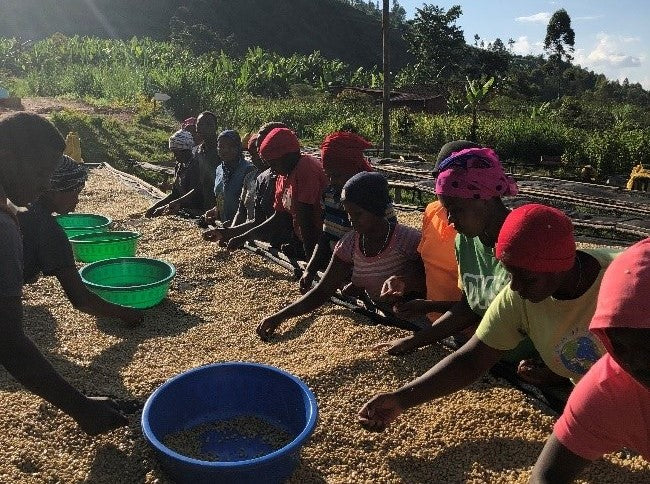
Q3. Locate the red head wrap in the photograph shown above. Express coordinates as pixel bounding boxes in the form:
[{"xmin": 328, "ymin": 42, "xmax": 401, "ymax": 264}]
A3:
[
  {"xmin": 320, "ymin": 131, "xmax": 373, "ymax": 175},
  {"xmin": 496, "ymin": 204, "xmax": 575, "ymax": 272},
  {"xmin": 247, "ymin": 133, "xmax": 259, "ymax": 152},
  {"xmin": 259, "ymin": 128, "xmax": 300, "ymax": 162}
]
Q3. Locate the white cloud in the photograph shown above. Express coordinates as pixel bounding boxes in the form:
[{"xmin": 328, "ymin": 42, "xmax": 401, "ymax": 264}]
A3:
[
  {"xmin": 511, "ymin": 36, "xmax": 545, "ymax": 56},
  {"xmin": 515, "ymin": 12, "xmax": 551, "ymax": 23},
  {"xmin": 575, "ymin": 33, "xmax": 642, "ymax": 68},
  {"xmin": 575, "ymin": 15, "xmax": 604, "ymax": 21}
]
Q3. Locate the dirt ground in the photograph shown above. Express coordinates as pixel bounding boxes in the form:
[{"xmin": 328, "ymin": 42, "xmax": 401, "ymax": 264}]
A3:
[
  {"xmin": 0, "ymin": 168, "xmax": 647, "ymax": 483},
  {"xmin": 0, "ymin": 96, "xmax": 135, "ymax": 122}
]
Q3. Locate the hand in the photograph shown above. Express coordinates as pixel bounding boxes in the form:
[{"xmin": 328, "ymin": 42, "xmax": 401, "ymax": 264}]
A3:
[
  {"xmin": 73, "ymin": 396, "xmax": 128, "ymax": 436},
  {"xmin": 299, "ymin": 270, "xmax": 315, "ymax": 294},
  {"xmin": 372, "ymin": 335, "xmax": 419, "ymax": 356},
  {"xmin": 517, "ymin": 359, "xmax": 568, "ymax": 387},
  {"xmin": 203, "ymin": 227, "xmax": 228, "ymax": 243},
  {"xmin": 119, "ymin": 308, "xmax": 144, "ymax": 325},
  {"xmin": 226, "ymin": 235, "xmax": 246, "ymax": 252},
  {"xmin": 392, "ymin": 299, "xmax": 431, "ymax": 320},
  {"xmin": 358, "ymin": 392, "xmax": 404, "ymax": 432},
  {"xmin": 257, "ymin": 315, "xmax": 282, "ymax": 341},
  {"xmin": 203, "ymin": 208, "xmax": 217, "ymax": 226},
  {"xmin": 380, "ymin": 275, "xmax": 408, "ymax": 304}
]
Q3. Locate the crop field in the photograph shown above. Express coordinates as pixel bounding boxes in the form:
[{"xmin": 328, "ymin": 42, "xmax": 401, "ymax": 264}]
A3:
[{"xmin": 0, "ymin": 167, "xmax": 646, "ymax": 483}]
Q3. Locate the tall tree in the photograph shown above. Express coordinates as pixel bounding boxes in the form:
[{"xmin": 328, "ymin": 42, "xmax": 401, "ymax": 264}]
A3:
[
  {"xmin": 544, "ymin": 8, "xmax": 575, "ymax": 98},
  {"xmin": 403, "ymin": 5, "xmax": 465, "ymax": 85},
  {"xmin": 544, "ymin": 9, "xmax": 575, "ymax": 62}
]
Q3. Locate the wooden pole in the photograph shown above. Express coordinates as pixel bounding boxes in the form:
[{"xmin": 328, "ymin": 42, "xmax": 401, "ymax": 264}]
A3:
[{"xmin": 382, "ymin": 0, "xmax": 391, "ymax": 158}]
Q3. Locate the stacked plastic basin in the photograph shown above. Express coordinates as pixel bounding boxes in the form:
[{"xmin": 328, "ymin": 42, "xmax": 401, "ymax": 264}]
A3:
[{"xmin": 56, "ymin": 213, "xmax": 175, "ymax": 309}]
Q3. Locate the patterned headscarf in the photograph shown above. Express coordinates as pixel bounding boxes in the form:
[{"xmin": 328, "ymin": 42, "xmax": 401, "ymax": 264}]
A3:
[
  {"xmin": 321, "ymin": 131, "xmax": 373, "ymax": 175},
  {"xmin": 168, "ymin": 129, "xmax": 195, "ymax": 151},
  {"xmin": 435, "ymin": 147, "xmax": 518, "ymax": 199},
  {"xmin": 49, "ymin": 155, "xmax": 88, "ymax": 192}
]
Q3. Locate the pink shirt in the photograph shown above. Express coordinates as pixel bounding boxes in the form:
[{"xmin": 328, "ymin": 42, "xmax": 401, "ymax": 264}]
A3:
[
  {"xmin": 334, "ymin": 224, "xmax": 421, "ymax": 301},
  {"xmin": 554, "ymin": 354, "xmax": 650, "ymax": 460},
  {"xmin": 273, "ymin": 154, "xmax": 328, "ymax": 240}
]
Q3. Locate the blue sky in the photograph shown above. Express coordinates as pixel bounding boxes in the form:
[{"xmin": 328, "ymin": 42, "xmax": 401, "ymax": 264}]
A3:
[{"xmin": 398, "ymin": 1, "xmax": 650, "ymax": 88}]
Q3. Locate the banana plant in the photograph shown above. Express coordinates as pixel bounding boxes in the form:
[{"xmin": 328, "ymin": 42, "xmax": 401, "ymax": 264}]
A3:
[{"xmin": 464, "ymin": 76, "xmax": 494, "ymax": 141}]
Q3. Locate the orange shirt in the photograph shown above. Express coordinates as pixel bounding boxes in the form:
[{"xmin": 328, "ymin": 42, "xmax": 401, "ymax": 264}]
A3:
[{"xmin": 418, "ymin": 201, "xmax": 462, "ymax": 321}]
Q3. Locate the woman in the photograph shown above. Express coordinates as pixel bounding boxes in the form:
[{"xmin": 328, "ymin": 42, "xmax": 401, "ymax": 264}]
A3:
[
  {"xmin": 146, "ymin": 128, "xmax": 200, "ymax": 217},
  {"xmin": 0, "ymin": 112, "xmax": 127, "ymax": 435},
  {"xmin": 531, "ymin": 238, "xmax": 649, "ymax": 483},
  {"xmin": 358, "ymin": 204, "xmax": 618, "ymax": 433},
  {"xmin": 377, "ymin": 147, "xmax": 524, "ymax": 358},
  {"xmin": 256, "ymin": 171, "xmax": 421, "ymax": 340},
  {"xmin": 299, "ymin": 131, "xmax": 396, "ymax": 294},
  {"xmin": 18, "ymin": 155, "xmax": 142, "ymax": 324}
]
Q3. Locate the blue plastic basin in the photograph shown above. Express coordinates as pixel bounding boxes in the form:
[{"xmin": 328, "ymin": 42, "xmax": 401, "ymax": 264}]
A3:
[{"xmin": 142, "ymin": 362, "xmax": 318, "ymax": 484}]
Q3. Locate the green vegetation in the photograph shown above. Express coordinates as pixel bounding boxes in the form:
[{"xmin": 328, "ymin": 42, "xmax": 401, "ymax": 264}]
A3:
[{"xmin": 1, "ymin": 2, "xmax": 648, "ymax": 183}]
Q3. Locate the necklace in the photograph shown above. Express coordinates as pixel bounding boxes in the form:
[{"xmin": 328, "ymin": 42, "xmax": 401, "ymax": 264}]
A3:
[
  {"xmin": 361, "ymin": 220, "xmax": 392, "ymax": 257},
  {"xmin": 572, "ymin": 253, "xmax": 583, "ymax": 298}
]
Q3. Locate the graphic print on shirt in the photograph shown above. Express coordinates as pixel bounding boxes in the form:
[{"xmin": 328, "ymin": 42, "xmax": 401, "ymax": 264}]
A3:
[
  {"xmin": 555, "ymin": 328, "xmax": 603, "ymax": 377},
  {"xmin": 462, "ymin": 271, "xmax": 511, "ymax": 310}
]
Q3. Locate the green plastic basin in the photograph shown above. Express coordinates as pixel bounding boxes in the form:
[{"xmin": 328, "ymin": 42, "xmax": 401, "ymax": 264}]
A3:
[
  {"xmin": 56, "ymin": 213, "xmax": 112, "ymax": 238},
  {"xmin": 69, "ymin": 231, "xmax": 141, "ymax": 263},
  {"xmin": 79, "ymin": 257, "xmax": 176, "ymax": 309}
]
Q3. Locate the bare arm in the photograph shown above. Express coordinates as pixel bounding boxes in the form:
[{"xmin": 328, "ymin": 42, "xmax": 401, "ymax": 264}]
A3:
[
  {"xmin": 300, "ymin": 231, "xmax": 333, "ymax": 293},
  {"xmin": 359, "ymin": 335, "xmax": 504, "ymax": 431},
  {"xmin": 0, "ymin": 297, "xmax": 127, "ymax": 434},
  {"xmin": 257, "ymin": 255, "xmax": 352, "ymax": 339},
  {"xmin": 56, "ymin": 267, "xmax": 143, "ymax": 324},
  {"xmin": 227, "ymin": 211, "xmax": 293, "ymax": 250},
  {"xmin": 295, "ymin": 201, "xmax": 321, "ymax": 260},
  {"xmin": 530, "ymin": 434, "xmax": 591, "ymax": 484},
  {"xmin": 388, "ymin": 295, "xmax": 480, "ymax": 354}
]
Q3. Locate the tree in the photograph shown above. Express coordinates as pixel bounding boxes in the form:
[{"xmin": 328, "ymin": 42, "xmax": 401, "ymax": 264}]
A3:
[
  {"xmin": 403, "ymin": 5, "xmax": 466, "ymax": 85},
  {"xmin": 544, "ymin": 8, "xmax": 575, "ymax": 98},
  {"xmin": 465, "ymin": 76, "xmax": 494, "ymax": 141},
  {"xmin": 544, "ymin": 9, "xmax": 575, "ymax": 62}
]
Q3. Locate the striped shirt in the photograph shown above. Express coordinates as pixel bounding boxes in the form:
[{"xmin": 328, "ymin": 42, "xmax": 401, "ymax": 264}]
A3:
[{"xmin": 334, "ymin": 223, "xmax": 421, "ymax": 301}]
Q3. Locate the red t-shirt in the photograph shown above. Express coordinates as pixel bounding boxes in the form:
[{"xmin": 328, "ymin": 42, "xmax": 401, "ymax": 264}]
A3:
[
  {"xmin": 553, "ymin": 354, "xmax": 650, "ymax": 460},
  {"xmin": 273, "ymin": 154, "xmax": 328, "ymax": 240}
]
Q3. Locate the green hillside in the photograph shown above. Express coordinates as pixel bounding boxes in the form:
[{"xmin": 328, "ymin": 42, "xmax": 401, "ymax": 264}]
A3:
[{"xmin": 0, "ymin": 0, "xmax": 409, "ymax": 68}]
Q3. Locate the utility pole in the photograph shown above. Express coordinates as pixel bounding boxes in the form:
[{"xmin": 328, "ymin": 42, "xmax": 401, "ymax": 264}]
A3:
[{"xmin": 382, "ymin": 0, "xmax": 391, "ymax": 158}]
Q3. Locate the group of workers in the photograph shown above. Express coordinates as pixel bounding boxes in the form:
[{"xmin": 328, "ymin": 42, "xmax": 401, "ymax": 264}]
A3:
[{"xmin": 0, "ymin": 110, "xmax": 647, "ymax": 482}]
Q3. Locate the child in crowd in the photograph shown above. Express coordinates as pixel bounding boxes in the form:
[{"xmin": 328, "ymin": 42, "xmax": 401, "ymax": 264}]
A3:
[
  {"xmin": 358, "ymin": 204, "xmax": 618, "ymax": 432},
  {"xmin": 531, "ymin": 238, "xmax": 649, "ymax": 483},
  {"xmin": 18, "ymin": 155, "xmax": 142, "ymax": 324},
  {"xmin": 226, "ymin": 127, "xmax": 328, "ymax": 260},
  {"xmin": 0, "ymin": 112, "xmax": 127, "ymax": 435},
  {"xmin": 257, "ymin": 171, "xmax": 421, "ymax": 340},
  {"xmin": 299, "ymin": 131, "xmax": 396, "ymax": 294},
  {"xmin": 146, "ymin": 129, "xmax": 201, "ymax": 217}
]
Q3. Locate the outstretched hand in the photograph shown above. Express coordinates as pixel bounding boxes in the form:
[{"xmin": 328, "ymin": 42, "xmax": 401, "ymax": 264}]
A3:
[{"xmin": 358, "ymin": 392, "xmax": 404, "ymax": 432}]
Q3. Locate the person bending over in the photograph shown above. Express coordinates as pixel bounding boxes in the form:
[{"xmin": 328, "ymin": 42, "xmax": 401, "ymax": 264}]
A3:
[
  {"xmin": 18, "ymin": 155, "xmax": 142, "ymax": 324},
  {"xmin": 0, "ymin": 112, "xmax": 127, "ymax": 435},
  {"xmin": 530, "ymin": 238, "xmax": 649, "ymax": 483},
  {"xmin": 257, "ymin": 172, "xmax": 421, "ymax": 340},
  {"xmin": 359, "ymin": 204, "xmax": 617, "ymax": 433}
]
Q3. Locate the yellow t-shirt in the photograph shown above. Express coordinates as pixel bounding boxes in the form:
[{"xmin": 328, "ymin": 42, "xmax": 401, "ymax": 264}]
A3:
[{"xmin": 475, "ymin": 248, "xmax": 619, "ymax": 382}]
